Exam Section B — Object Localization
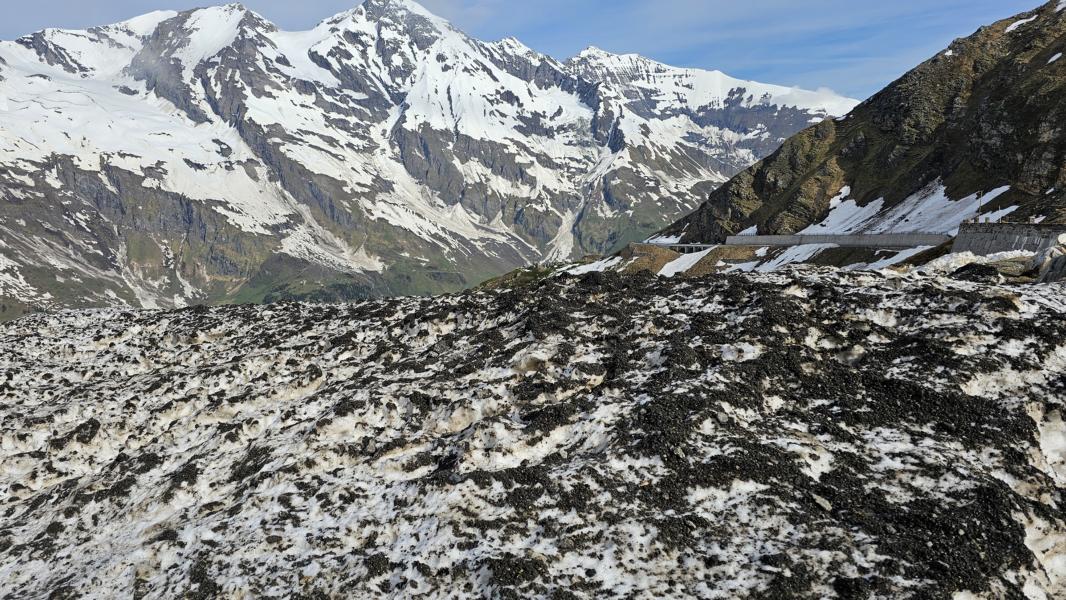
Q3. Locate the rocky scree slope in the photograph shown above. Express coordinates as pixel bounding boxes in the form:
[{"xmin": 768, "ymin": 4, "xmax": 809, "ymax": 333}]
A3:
[
  {"xmin": 0, "ymin": 0, "xmax": 855, "ymax": 319},
  {"xmin": 661, "ymin": 0, "xmax": 1066, "ymax": 245},
  {"xmin": 1, "ymin": 268, "xmax": 1065, "ymax": 598}
]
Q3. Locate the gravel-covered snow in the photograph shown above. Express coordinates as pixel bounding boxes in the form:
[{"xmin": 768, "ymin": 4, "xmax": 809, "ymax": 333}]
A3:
[
  {"xmin": 1, "ymin": 268, "xmax": 1064, "ymax": 598},
  {"xmin": 920, "ymin": 250, "xmax": 1038, "ymax": 275}
]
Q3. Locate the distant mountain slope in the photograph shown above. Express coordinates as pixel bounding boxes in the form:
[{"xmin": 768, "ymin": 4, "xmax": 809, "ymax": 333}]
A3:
[
  {"xmin": 0, "ymin": 0, "xmax": 855, "ymax": 318},
  {"xmin": 661, "ymin": 0, "xmax": 1066, "ymax": 245}
]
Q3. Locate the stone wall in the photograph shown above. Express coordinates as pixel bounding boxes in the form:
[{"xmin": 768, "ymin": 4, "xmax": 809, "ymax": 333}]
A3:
[{"xmin": 951, "ymin": 223, "xmax": 1066, "ymax": 256}]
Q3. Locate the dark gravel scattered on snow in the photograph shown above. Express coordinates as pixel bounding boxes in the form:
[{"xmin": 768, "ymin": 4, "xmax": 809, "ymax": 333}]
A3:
[{"xmin": 1, "ymin": 267, "xmax": 1064, "ymax": 598}]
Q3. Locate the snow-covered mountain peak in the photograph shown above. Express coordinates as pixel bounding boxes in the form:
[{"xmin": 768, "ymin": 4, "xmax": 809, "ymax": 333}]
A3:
[
  {"xmin": 361, "ymin": 0, "xmax": 443, "ymax": 17},
  {"xmin": 5, "ymin": 9, "xmax": 187, "ymax": 78},
  {"xmin": 108, "ymin": 10, "xmax": 181, "ymax": 38},
  {"xmin": 489, "ymin": 36, "xmax": 540, "ymax": 57},
  {"xmin": 314, "ymin": 0, "xmax": 442, "ymax": 32},
  {"xmin": 0, "ymin": 1, "xmax": 857, "ymax": 314},
  {"xmin": 194, "ymin": 2, "xmax": 251, "ymax": 15},
  {"xmin": 568, "ymin": 48, "xmax": 856, "ymax": 116},
  {"xmin": 357, "ymin": 0, "xmax": 453, "ymax": 30},
  {"xmin": 171, "ymin": 6, "xmax": 267, "ymax": 57},
  {"xmin": 12, "ymin": 8, "xmax": 179, "ymax": 45},
  {"xmin": 574, "ymin": 45, "xmax": 615, "ymax": 59}
]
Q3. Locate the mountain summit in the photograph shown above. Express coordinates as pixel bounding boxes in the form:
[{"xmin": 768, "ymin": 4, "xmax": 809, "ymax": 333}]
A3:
[{"xmin": 0, "ymin": 0, "xmax": 855, "ymax": 317}]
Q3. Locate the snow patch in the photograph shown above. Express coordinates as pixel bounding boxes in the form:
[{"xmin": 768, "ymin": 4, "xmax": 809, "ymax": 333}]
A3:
[
  {"xmin": 848, "ymin": 246, "xmax": 933, "ymax": 271},
  {"xmin": 863, "ymin": 183, "xmax": 1013, "ymax": 235},
  {"xmin": 1006, "ymin": 15, "xmax": 1038, "ymax": 33},
  {"xmin": 658, "ymin": 247, "xmax": 714, "ymax": 277},
  {"xmin": 568, "ymin": 256, "xmax": 622, "ymax": 274},
  {"xmin": 175, "ymin": 5, "xmax": 247, "ymax": 78},
  {"xmin": 756, "ymin": 244, "xmax": 836, "ymax": 272},
  {"xmin": 646, "ymin": 234, "xmax": 682, "ymax": 245},
  {"xmin": 544, "ymin": 209, "xmax": 578, "ymax": 263},
  {"xmin": 801, "ymin": 194, "xmax": 884, "ymax": 235}
]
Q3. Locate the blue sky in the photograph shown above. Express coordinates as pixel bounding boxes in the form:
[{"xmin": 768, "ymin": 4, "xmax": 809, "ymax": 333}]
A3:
[{"xmin": 0, "ymin": 0, "xmax": 1043, "ymax": 98}]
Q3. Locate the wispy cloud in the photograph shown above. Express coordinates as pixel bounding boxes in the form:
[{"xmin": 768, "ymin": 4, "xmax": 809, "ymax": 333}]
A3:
[{"xmin": 0, "ymin": 0, "xmax": 1044, "ymax": 98}]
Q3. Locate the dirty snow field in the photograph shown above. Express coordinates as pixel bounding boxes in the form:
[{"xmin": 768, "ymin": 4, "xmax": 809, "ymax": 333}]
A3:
[{"xmin": 1, "ymin": 268, "xmax": 1064, "ymax": 598}]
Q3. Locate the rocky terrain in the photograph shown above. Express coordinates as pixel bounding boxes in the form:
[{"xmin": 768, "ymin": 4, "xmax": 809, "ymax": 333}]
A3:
[
  {"xmin": 0, "ymin": 0, "xmax": 856, "ymax": 319},
  {"xmin": 661, "ymin": 0, "xmax": 1066, "ymax": 247},
  {"xmin": 1, "ymin": 267, "xmax": 1064, "ymax": 598}
]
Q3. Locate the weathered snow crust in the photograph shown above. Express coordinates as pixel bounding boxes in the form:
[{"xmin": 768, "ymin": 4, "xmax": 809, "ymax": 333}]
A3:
[{"xmin": 1, "ymin": 268, "xmax": 1064, "ymax": 598}]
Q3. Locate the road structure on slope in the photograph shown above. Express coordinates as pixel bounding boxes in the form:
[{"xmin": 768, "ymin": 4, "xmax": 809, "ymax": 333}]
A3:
[
  {"xmin": 652, "ymin": 218, "xmax": 1065, "ymax": 257},
  {"xmin": 654, "ymin": 233, "xmax": 953, "ymax": 254}
]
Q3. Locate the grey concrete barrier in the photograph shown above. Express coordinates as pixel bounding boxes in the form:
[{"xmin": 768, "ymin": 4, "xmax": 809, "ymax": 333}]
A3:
[
  {"xmin": 722, "ymin": 234, "xmax": 952, "ymax": 248},
  {"xmin": 952, "ymin": 223, "xmax": 1066, "ymax": 256}
]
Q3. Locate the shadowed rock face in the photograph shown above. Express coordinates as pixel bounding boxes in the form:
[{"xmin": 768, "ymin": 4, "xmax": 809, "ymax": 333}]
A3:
[
  {"xmin": 1, "ymin": 267, "xmax": 1064, "ymax": 597},
  {"xmin": 0, "ymin": 0, "xmax": 854, "ymax": 319},
  {"xmin": 661, "ymin": 1, "xmax": 1066, "ymax": 247}
]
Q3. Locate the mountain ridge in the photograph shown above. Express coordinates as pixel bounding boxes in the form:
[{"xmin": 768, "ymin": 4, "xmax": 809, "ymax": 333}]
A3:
[
  {"xmin": 0, "ymin": 0, "xmax": 857, "ymax": 319},
  {"xmin": 659, "ymin": 0, "xmax": 1066, "ymax": 250}
]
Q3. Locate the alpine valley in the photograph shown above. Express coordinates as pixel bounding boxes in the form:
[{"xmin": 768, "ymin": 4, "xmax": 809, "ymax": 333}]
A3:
[{"xmin": 0, "ymin": 0, "xmax": 856, "ymax": 318}]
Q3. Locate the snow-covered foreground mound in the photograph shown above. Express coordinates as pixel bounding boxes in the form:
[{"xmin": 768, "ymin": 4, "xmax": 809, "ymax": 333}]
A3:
[{"xmin": 1, "ymin": 269, "xmax": 1065, "ymax": 598}]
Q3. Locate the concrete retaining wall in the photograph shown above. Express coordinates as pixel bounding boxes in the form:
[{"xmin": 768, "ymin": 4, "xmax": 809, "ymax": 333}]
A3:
[
  {"xmin": 723, "ymin": 234, "xmax": 951, "ymax": 248},
  {"xmin": 952, "ymin": 223, "xmax": 1066, "ymax": 256}
]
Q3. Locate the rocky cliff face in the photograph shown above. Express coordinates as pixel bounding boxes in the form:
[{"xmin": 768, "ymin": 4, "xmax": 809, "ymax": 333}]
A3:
[
  {"xmin": 0, "ymin": 0, "xmax": 855, "ymax": 319},
  {"xmin": 662, "ymin": 0, "xmax": 1066, "ymax": 245},
  {"xmin": 2, "ymin": 267, "xmax": 1064, "ymax": 597}
]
